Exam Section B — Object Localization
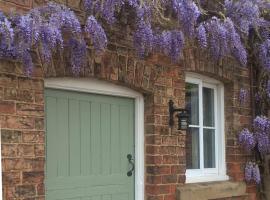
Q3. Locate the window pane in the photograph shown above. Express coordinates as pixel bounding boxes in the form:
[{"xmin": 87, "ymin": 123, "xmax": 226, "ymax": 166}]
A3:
[
  {"xmin": 186, "ymin": 128, "xmax": 200, "ymax": 169},
  {"xmin": 203, "ymin": 129, "xmax": 216, "ymax": 168},
  {"xmin": 185, "ymin": 83, "xmax": 199, "ymax": 125},
  {"xmin": 203, "ymin": 87, "xmax": 215, "ymax": 127}
]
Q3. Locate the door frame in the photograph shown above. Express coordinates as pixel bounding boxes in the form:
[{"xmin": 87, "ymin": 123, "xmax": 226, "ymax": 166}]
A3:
[{"xmin": 45, "ymin": 78, "xmax": 145, "ymax": 200}]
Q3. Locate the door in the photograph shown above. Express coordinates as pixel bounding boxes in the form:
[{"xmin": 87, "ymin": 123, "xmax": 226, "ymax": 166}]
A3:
[{"xmin": 45, "ymin": 88, "xmax": 135, "ymax": 200}]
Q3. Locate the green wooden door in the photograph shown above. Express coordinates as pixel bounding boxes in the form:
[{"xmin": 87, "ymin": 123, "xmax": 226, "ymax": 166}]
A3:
[{"xmin": 45, "ymin": 88, "xmax": 135, "ymax": 200}]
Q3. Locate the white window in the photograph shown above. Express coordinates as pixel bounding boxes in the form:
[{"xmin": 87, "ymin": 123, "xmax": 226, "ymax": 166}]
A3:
[{"xmin": 185, "ymin": 73, "xmax": 228, "ymax": 183}]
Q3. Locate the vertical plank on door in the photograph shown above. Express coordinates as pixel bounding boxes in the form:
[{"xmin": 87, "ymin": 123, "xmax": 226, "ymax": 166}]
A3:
[
  {"xmin": 110, "ymin": 105, "xmax": 120, "ymax": 174},
  {"xmin": 69, "ymin": 99, "xmax": 81, "ymax": 176},
  {"xmin": 46, "ymin": 96, "xmax": 58, "ymax": 178},
  {"xmin": 101, "ymin": 104, "xmax": 111, "ymax": 175},
  {"xmin": 91, "ymin": 102, "xmax": 101, "ymax": 175},
  {"xmin": 119, "ymin": 105, "xmax": 129, "ymax": 173},
  {"xmin": 80, "ymin": 101, "xmax": 91, "ymax": 176},
  {"xmin": 57, "ymin": 98, "xmax": 69, "ymax": 177}
]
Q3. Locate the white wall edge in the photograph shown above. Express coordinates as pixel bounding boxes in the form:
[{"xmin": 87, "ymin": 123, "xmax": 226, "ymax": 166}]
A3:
[{"xmin": 45, "ymin": 77, "xmax": 145, "ymax": 200}]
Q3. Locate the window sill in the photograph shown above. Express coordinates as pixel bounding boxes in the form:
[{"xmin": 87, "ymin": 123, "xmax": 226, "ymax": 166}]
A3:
[
  {"xmin": 177, "ymin": 181, "xmax": 247, "ymax": 200},
  {"xmin": 185, "ymin": 174, "xmax": 229, "ymax": 183}
]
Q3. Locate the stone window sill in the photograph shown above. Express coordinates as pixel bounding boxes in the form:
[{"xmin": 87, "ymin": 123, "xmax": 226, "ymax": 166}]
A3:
[{"xmin": 177, "ymin": 181, "xmax": 247, "ymax": 200}]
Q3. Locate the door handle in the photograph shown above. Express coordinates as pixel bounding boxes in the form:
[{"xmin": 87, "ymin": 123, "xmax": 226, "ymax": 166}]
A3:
[{"xmin": 127, "ymin": 154, "xmax": 135, "ymax": 177}]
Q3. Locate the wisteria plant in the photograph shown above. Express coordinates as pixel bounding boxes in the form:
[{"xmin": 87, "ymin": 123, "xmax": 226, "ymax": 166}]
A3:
[{"xmin": 0, "ymin": 0, "xmax": 269, "ymax": 194}]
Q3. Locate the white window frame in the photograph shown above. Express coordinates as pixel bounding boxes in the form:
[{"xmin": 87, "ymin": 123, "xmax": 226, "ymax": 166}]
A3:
[
  {"xmin": 185, "ymin": 73, "xmax": 228, "ymax": 183},
  {"xmin": 45, "ymin": 78, "xmax": 144, "ymax": 200}
]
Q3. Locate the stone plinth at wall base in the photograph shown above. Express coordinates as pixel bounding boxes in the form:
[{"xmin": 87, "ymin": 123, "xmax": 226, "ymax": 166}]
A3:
[{"xmin": 176, "ymin": 181, "xmax": 247, "ymax": 200}]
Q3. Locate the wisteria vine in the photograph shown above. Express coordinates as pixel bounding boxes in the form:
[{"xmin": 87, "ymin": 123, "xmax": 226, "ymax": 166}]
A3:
[{"xmin": 0, "ymin": 0, "xmax": 269, "ymax": 188}]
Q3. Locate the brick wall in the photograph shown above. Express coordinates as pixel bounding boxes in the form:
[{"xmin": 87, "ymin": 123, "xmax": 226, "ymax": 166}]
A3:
[{"xmin": 0, "ymin": 1, "xmax": 257, "ymax": 200}]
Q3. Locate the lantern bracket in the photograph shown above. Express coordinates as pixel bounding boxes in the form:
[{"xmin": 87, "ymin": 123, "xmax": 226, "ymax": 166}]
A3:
[{"xmin": 168, "ymin": 100, "xmax": 189, "ymax": 130}]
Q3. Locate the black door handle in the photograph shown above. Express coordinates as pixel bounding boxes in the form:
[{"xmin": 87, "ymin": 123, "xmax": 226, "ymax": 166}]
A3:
[{"xmin": 127, "ymin": 154, "xmax": 135, "ymax": 177}]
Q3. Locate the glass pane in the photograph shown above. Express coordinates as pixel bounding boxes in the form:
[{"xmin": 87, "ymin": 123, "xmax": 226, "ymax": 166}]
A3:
[
  {"xmin": 185, "ymin": 83, "xmax": 199, "ymax": 125},
  {"xmin": 186, "ymin": 128, "xmax": 200, "ymax": 169},
  {"xmin": 203, "ymin": 129, "xmax": 216, "ymax": 168},
  {"xmin": 203, "ymin": 87, "xmax": 215, "ymax": 127}
]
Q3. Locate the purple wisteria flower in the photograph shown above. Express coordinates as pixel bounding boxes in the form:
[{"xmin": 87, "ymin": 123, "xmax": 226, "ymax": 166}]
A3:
[
  {"xmin": 23, "ymin": 50, "xmax": 33, "ymax": 76},
  {"xmin": 205, "ymin": 17, "xmax": 247, "ymax": 66},
  {"xmin": 259, "ymin": 39, "xmax": 270, "ymax": 71},
  {"xmin": 84, "ymin": 0, "xmax": 93, "ymax": 11},
  {"xmin": 127, "ymin": 0, "xmax": 138, "ymax": 7},
  {"xmin": 196, "ymin": 24, "xmax": 207, "ymax": 48},
  {"xmin": 172, "ymin": 0, "xmax": 200, "ymax": 37},
  {"xmin": 205, "ymin": 17, "xmax": 230, "ymax": 60},
  {"xmin": 267, "ymin": 80, "xmax": 270, "ymax": 98},
  {"xmin": 225, "ymin": 0, "xmax": 261, "ymax": 34},
  {"xmin": 68, "ymin": 38, "xmax": 87, "ymax": 75},
  {"xmin": 133, "ymin": 20, "xmax": 153, "ymax": 58},
  {"xmin": 83, "ymin": 0, "xmax": 124, "ymax": 24},
  {"xmin": 0, "ymin": 13, "xmax": 16, "ymax": 59},
  {"xmin": 18, "ymin": 14, "xmax": 42, "ymax": 46},
  {"xmin": 0, "ymin": 13, "xmax": 14, "ymax": 48},
  {"xmin": 245, "ymin": 162, "xmax": 261, "ymax": 184},
  {"xmin": 252, "ymin": 164, "xmax": 261, "ymax": 184},
  {"xmin": 85, "ymin": 15, "xmax": 108, "ymax": 53},
  {"xmin": 255, "ymin": 92, "xmax": 261, "ymax": 104},
  {"xmin": 253, "ymin": 116, "xmax": 270, "ymax": 132},
  {"xmin": 245, "ymin": 162, "xmax": 253, "ymax": 182},
  {"xmin": 163, "ymin": 30, "xmax": 185, "ymax": 62},
  {"xmin": 239, "ymin": 88, "xmax": 248, "ymax": 105},
  {"xmin": 239, "ymin": 129, "xmax": 256, "ymax": 151},
  {"xmin": 153, "ymin": 30, "xmax": 185, "ymax": 62},
  {"xmin": 256, "ymin": 132, "xmax": 270, "ymax": 154},
  {"xmin": 38, "ymin": 24, "xmax": 63, "ymax": 63}
]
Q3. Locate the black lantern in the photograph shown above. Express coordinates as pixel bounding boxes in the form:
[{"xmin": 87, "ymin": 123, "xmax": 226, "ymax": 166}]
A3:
[{"xmin": 169, "ymin": 100, "xmax": 189, "ymax": 130}]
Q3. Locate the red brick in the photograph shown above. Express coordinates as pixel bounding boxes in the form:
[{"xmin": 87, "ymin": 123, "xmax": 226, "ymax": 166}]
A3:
[
  {"xmin": 34, "ymin": 144, "xmax": 45, "ymax": 156},
  {"xmin": 22, "ymin": 171, "xmax": 44, "ymax": 184},
  {"xmin": 6, "ymin": 116, "xmax": 35, "ymax": 129},
  {"xmin": 162, "ymin": 175, "xmax": 177, "ymax": 184},
  {"xmin": 2, "ymin": 158, "xmax": 32, "ymax": 171},
  {"xmin": 163, "ymin": 155, "xmax": 179, "ymax": 164},
  {"xmin": 18, "ymin": 144, "xmax": 35, "ymax": 157},
  {"xmin": 15, "ymin": 185, "xmax": 36, "ymax": 198},
  {"xmin": 16, "ymin": 103, "xmax": 44, "ymax": 116},
  {"xmin": 2, "ymin": 172, "xmax": 21, "ymax": 185},
  {"xmin": 147, "ymin": 166, "xmax": 171, "ymax": 175},
  {"xmin": 146, "ymin": 185, "xmax": 171, "ymax": 195},
  {"xmin": 35, "ymin": 117, "xmax": 44, "ymax": 130},
  {"xmin": 37, "ymin": 183, "xmax": 45, "ymax": 195},
  {"xmin": 146, "ymin": 156, "xmax": 163, "ymax": 165},
  {"xmin": 146, "ymin": 145, "xmax": 161, "ymax": 155},
  {"xmin": 2, "ymin": 144, "xmax": 17, "ymax": 157},
  {"xmin": 146, "ymin": 135, "xmax": 162, "ymax": 145},
  {"xmin": 147, "ymin": 176, "xmax": 162, "ymax": 184},
  {"xmin": 22, "ymin": 131, "xmax": 44, "ymax": 143},
  {"xmin": 0, "ymin": 100, "xmax": 15, "ymax": 114},
  {"xmin": 164, "ymin": 194, "xmax": 175, "ymax": 200},
  {"xmin": 162, "ymin": 136, "xmax": 178, "ymax": 146},
  {"xmin": 1, "ymin": 129, "xmax": 22, "ymax": 143}
]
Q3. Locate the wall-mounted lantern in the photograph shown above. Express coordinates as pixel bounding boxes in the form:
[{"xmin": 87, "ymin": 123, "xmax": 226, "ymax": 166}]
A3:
[{"xmin": 169, "ymin": 100, "xmax": 189, "ymax": 131}]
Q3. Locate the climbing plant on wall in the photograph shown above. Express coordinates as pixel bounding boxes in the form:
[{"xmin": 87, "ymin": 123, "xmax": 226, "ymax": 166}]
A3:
[{"xmin": 0, "ymin": 0, "xmax": 269, "ymax": 194}]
